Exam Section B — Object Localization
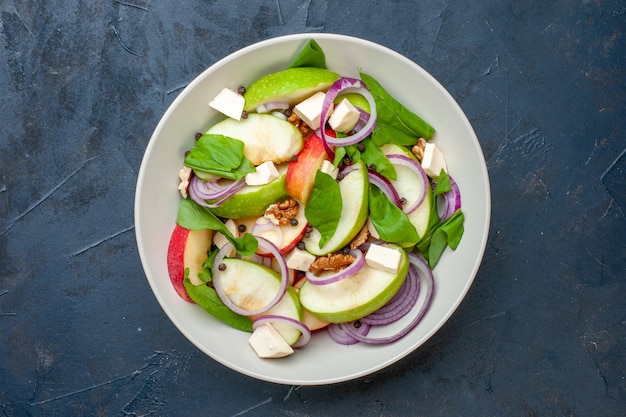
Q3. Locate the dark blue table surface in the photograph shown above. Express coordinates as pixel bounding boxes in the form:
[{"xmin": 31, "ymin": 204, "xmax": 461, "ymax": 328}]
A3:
[{"xmin": 1, "ymin": 1, "xmax": 624, "ymax": 416}]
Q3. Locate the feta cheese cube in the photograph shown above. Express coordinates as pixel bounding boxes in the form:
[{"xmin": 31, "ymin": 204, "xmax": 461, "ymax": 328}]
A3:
[
  {"xmin": 208, "ymin": 88, "xmax": 245, "ymax": 120},
  {"xmin": 213, "ymin": 218, "xmax": 238, "ymax": 250},
  {"xmin": 248, "ymin": 323, "xmax": 294, "ymax": 358},
  {"xmin": 245, "ymin": 161, "xmax": 279, "ymax": 186},
  {"xmin": 286, "ymin": 248, "xmax": 316, "ymax": 272},
  {"xmin": 365, "ymin": 243, "xmax": 402, "ymax": 274},
  {"xmin": 421, "ymin": 142, "xmax": 447, "ymax": 178},
  {"xmin": 328, "ymin": 98, "xmax": 360, "ymax": 132},
  {"xmin": 320, "ymin": 159, "xmax": 339, "ymax": 179},
  {"xmin": 293, "ymin": 91, "xmax": 329, "ymax": 130}
]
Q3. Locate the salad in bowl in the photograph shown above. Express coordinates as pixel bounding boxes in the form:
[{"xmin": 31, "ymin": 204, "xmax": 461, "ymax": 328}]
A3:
[{"xmin": 135, "ymin": 34, "xmax": 490, "ymax": 385}]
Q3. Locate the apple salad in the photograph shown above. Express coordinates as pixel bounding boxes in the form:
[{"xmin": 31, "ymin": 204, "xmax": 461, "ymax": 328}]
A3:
[{"xmin": 168, "ymin": 40, "xmax": 464, "ymax": 358}]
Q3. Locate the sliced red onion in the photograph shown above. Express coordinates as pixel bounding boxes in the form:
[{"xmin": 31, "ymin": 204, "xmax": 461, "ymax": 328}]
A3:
[
  {"xmin": 319, "ymin": 77, "xmax": 377, "ymax": 147},
  {"xmin": 359, "ymin": 264, "xmax": 420, "ymax": 326},
  {"xmin": 327, "ymin": 322, "xmax": 371, "ymax": 345},
  {"xmin": 386, "ymin": 154, "xmax": 428, "ymax": 213},
  {"xmin": 251, "ymin": 218, "xmax": 283, "ymax": 251},
  {"xmin": 339, "ymin": 163, "xmax": 358, "ymax": 177},
  {"xmin": 305, "ymin": 249, "xmax": 365, "ymax": 286},
  {"xmin": 211, "ymin": 237, "xmax": 289, "ymax": 317},
  {"xmin": 368, "ymin": 171, "xmax": 401, "ymax": 208},
  {"xmin": 252, "ymin": 314, "xmax": 312, "ymax": 348},
  {"xmin": 352, "ymin": 108, "xmax": 370, "ymax": 132},
  {"xmin": 189, "ymin": 175, "xmax": 245, "ymax": 208},
  {"xmin": 338, "ymin": 252, "xmax": 435, "ymax": 344},
  {"xmin": 256, "ymin": 101, "xmax": 290, "ymax": 113},
  {"xmin": 439, "ymin": 174, "xmax": 461, "ymax": 221}
]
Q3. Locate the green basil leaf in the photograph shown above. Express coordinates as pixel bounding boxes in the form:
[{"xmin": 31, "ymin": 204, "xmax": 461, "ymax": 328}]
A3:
[
  {"xmin": 360, "ymin": 72, "xmax": 435, "ymax": 139},
  {"xmin": 183, "ymin": 277, "xmax": 253, "ymax": 332},
  {"xmin": 371, "ymin": 122, "xmax": 419, "ymax": 147},
  {"xmin": 368, "ymin": 185, "xmax": 420, "ymax": 243},
  {"xmin": 417, "ymin": 208, "xmax": 465, "ymax": 268},
  {"xmin": 289, "ymin": 39, "xmax": 327, "ymax": 69},
  {"xmin": 176, "ymin": 198, "xmax": 258, "ymax": 256},
  {"xmin": 433, "ymin": 169, "xmax": 452, "ymax": 197},
  {"xmin": 332, "ymin": 146, "xmax": 347, "ymax": 167},
  {"xmin": 305, "ymin": 171, "xmax": 342, "ymax": 247},
  {"xmin": 184, "ymin": 134, "xmax": 255, "ymax": 180},
  {"xmin": 361, "ymin": 137, "xmax": 396, "ymax": 180}
]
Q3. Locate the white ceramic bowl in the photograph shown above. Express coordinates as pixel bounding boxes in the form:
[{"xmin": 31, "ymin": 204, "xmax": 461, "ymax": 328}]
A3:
[{"xmin": 135, "ymin": 33, "xmax": 490, "ymax": 385}]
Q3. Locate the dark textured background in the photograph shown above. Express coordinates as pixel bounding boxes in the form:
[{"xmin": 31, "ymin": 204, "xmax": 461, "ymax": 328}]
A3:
[{"xmin": 1, "ymin": 1, "xmax": 625, "ymax": 416}]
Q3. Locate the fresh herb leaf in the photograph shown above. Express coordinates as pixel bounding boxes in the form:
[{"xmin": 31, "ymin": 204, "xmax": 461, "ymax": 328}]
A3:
[
  {"xmin": 305, "ymin": 171, "xmax": 342, "ymax": 247},
  {"xmin": 184, "ymin": 134, "xmax": 255, "ymax": 181},
  {"xmin": 176, "ymin": 198, "xmax": 258, "ymax": 256},
  {"xmin": 360, "ymin": 72, "xmax": 435, "ymax": 140},
  {"xmin": 371, "ymin": 122, "xmax": 419, "ymax": 147},
  {"xmin": 332, "ymin": 146, "xmax": 347, "ymax": 167},
  {"xmin": 368, "ymin": 185, "xmax": 420, "ymax": 243},
  {"xmin": 416, "ymin": 209, "xmax": 465, "ymax": 268},
  {"xmin": 433, "ymin": 169, "xmax": 451, "ymax": 197},
  {"xmin": 361, "ymin": 137, "xmax": 396, "ymax": 180},
  {"xmin": 289, "ymin": 39, "xmax": 327, "ymax": 69},
  {"xmin": 184, "ymin": 276, "xmax": 253, "ymax": 332}
]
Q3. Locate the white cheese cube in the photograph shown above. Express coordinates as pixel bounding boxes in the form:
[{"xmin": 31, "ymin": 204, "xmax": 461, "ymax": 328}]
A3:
[
  {"xmin": 365, "ymin": 243, "xmax": 402, "ymax": 274},
  {"xmin": 320, "ymin": 159, "xmax": 339, "ymax": 180},
  {"xmin": 248, "ymin": 323, "xmax": 294, "ymax": 358},
  {"xmin": 285, "ymin": 248, "xmax": 316, "ymax": 272},
  {"xmin": 421, "ymin": 142, "xmax": 447, "ymax": 178},
  {"xmin": 293, "ymin": 91, "xmax": 329, "ymax": 130},
  {"xmin": 208, "ymin": 88, "xmax": 245, "ymax": 120},
  {"xmin": 328, "ymin": 98, "xmax": 360, "ymax": 132},
  {"xmin": 245, "ymin": 161, "xmax": 279, "ymax": 186},
  {"xmin": 213, "ymin": 219, "xmax": 238, "ymax": 250}
]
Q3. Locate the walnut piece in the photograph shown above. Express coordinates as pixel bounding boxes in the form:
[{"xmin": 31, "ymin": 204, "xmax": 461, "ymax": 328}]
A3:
[
  {"xmin": 265, "ymin": 199, "xmax": 299, "ymax": 225},
  {"xmin": 309, "ymin": 253, "xmax": 356, "ymax": 274},
  {"xmin": 350, "ymin": 225, "xmax": 370, "ymax": 249},
  {"xmin": 178, "ymin": 166, "xmax": 192, "ymax": 198},
  {"xmin": 287, "ymin": 111, "xmax": 313, "ymax": 138},
  {"xmin": 411, "ymin": 138, "xmax": 427, "ymax": 161}
]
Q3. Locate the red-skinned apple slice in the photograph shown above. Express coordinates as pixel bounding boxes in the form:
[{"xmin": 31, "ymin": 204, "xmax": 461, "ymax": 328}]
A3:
[
  {"xmin": 166, "ymin": 224, "xmax": 213, "ymax": 302},
  {"xmin": 286, "ymin": 133, "xmax": 329, "ymax": 204}
]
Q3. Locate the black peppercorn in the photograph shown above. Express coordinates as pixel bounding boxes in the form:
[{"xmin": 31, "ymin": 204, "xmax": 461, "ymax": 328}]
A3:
[
  {"xmin": 218, "ymin": 263, "xmax": 226, "ymax": 271},
  {"xmin": 237, "ymin": 224, "xmax": 247, "ymax": 233}
]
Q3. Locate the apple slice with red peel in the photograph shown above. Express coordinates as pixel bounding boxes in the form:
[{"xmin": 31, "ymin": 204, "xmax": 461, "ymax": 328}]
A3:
[
  {"xmin": 286, "ymin": 134, "xmax": 330, "ymax": 204},
  {"xmin": 166, "ymin": 224, "xmax": 214, "ymax": 302}
]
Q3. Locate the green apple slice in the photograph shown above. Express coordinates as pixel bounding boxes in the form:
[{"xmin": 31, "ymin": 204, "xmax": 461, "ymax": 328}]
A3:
[
  {"xmin": 216, "ymin": 258, "xmax": 302, "ymax": 345},
  {"xmin": 380, "ymin": 144, "xmax": 433, "ymax": 243},
  {"xmin": 303, "ymin": 161, "xmax": 369, "ymax": 256},
  {"xmin": 244, "ymin": 67, "xmax": 339, "ymax": 112},
  {"xmin": 299, "ymin": 244, "xmax": 409, "ymax": 323},
  {"xmin": 207, "ymin": 113, "xmax": 304, "ymax": 166},
  {"xmin": 208, "ymin": 166, "xmax": 289, "ymax": 219}
]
